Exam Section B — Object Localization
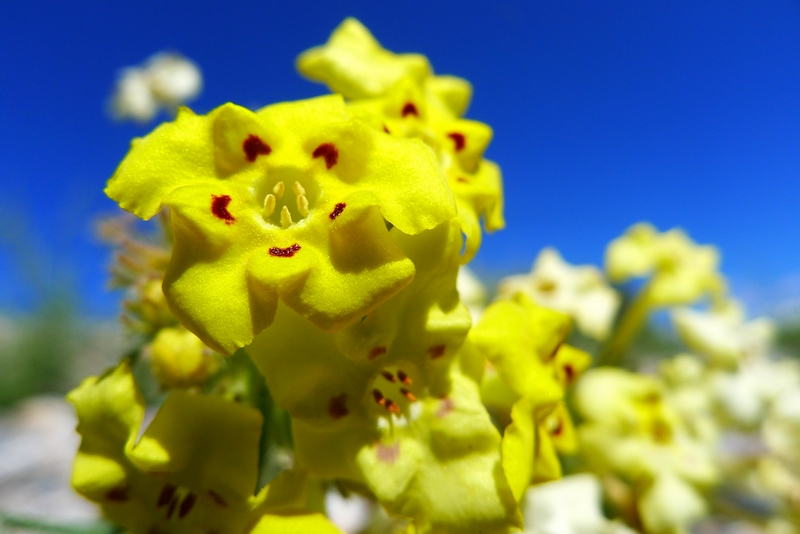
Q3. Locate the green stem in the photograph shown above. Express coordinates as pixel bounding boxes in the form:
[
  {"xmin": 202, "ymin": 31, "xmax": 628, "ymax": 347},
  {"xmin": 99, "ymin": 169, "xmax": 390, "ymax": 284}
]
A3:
[{"xmin": 597, "ymin": 284, "xmax": 653, "ymax": 367}]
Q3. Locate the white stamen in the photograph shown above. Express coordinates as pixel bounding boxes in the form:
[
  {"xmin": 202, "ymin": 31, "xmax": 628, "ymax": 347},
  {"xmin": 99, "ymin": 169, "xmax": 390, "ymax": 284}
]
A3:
[
  {"xmin": 280, "ymin": 205, "xmax": 293, "ymax": 228},
  {"xmin": 262, "ymin": 194, "xmax": 276, "ymax": 218},
  {"xmin": 297, "ymin": 194, "xmax": 309, "ymax": 217},
  {"xmin": 273, "ymin": 181, "xmax": 285, "ymax": 199}
]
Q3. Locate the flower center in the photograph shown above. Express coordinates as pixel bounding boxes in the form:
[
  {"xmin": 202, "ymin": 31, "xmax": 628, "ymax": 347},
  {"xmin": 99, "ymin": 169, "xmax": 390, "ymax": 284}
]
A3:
[
  {"xmin": 369, "ymin": 364, "xmax": 422, "ymax": 421},
  {"xmin": 258, "ymin": 167, "xmax": 319, "ymax": 227}
]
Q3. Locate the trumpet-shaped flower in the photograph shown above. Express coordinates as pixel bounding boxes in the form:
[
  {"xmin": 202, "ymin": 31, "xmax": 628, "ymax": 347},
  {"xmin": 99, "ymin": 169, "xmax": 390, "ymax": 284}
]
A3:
[
  {"xmin": 605, "ymin": 223, "xmax": 725, "ymax": 307},
  {"xmin": 574, "ymin": 369, "xmax": 717, "ymax": 534},
  {"xmin": 298, "ymin": 18, "xmax": 504, "ymax": 263},
  {"xmin": 471, "ymin": 294, "xmax": 592, "ymax": 495},
  {"xmin": 245, "ymin": 220, "xmax": 522, "ymax": 532},
  {"xmin": 68, "ymin": 362, "xmax": 341, "ymax": 533},
  {"xmin": 522, "ymin": 474, "xmax": 636, "ymax": 534},
  {"xmin": 105, "ymin": 95, "xmax": 456, "ymax": 354},
  {"xmin": 672, "ymin": 299, "xmax": 775, "ymax": 368},
  {"xmin": 498, "ymin": 248, "xmax": 621, "ymax": 340}
]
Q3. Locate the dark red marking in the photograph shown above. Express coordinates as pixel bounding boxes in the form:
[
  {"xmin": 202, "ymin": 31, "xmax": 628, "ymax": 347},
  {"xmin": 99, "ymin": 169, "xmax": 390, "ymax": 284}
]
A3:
[
  {"xmin": 208, "ymin": 490, "xmax": 227, "ymax": 507},
  {"xmin": 397, "ymin": 370, "xmax": 412, "ymax": 386},
  {"xmin": 382, "ymin": 124, "xmax": 390, "ymax": 133},
  {"xmin": 329, "ymin": 202, "xmax": 346, "ymax": 220},
  {"xmin": 563, "ymin": 364, "xmax": 575, "ymax": 384},
  {"xmin": 381, "ymin": 370, "xmax": 396, "ymax": 383},
  {"xmin": 552, "ymin": 421, "xmax": 564, "ymax": 436},
  {"xmin": 368, "ymin": 346, "xmax": 386, "ymax": 360},
  {"xmin": 447, "ymin": 132, "xmax": 466, "ymax": 151},
  {"xmin": 328, "ymin": 394, "xmax": 349, "ymax": 419},
  {"xmin": 157, "ymin": 484, "xmax": 177, "ymax": 507},
  {"xmin": 166, "ymin": 498, "xmax": 178, "ymax": 519},
  {"xmin": 428, "ymin": 345, "xmax": 446, "ymax": 359},
  {"xmin": 456, "ymin": 177, "xmax": 469, "ymax": 183},
  {"xmin": 548, "ymin": 341, "xmax": 563, "ymax": 362},
  {"xmin": 211, "ymin": 195, "xmax": 235, "ymax": 224},
  {"xmin": 179, "ymin": 493, "xmax": 197, "ymax": 518},
  {"xmin": 243, "ymin": 134, "xmax": 271, "ymax": 162},
  {"xmin": 312, "ymin": 143, "xmax": 339, "ymax": 169},
  {"xmin": 105, "ymin": 486, "xmax": 129, "ymax": 502},
  {"xmin": 269, "ymin": 243, "xmax": 301, "ymax": 257},
  {"xmin": 401, "ymin": 102, "xmax": 419, "ymax": 117}
]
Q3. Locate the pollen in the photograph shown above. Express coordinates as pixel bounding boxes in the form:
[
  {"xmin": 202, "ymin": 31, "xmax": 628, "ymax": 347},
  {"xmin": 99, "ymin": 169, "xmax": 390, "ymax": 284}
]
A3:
[
  {"xmin": 397, "ymin": 370, "xmax": 412, "ymax": 386},
  {"xmin": 447, "ymin": 132, "xmax": 466, "ymax": 151},
  {"xmin": 211, "ymin": 195, "xmax": 235, "ymax": 224},
  {"xmin": 312, "ymin": 143, "xmax": 339, "ymax": 169},
  {"xmin": 242, "ymin": 134, "xmax": 271, "ymax": 162},
  {"xmin": 401, "ymin": 102, "xmax": 419, "ymax": 117},
  {"xmin": 381, "ymin": 370, "xmax": 396, "ymax": 383},
  {"xmin": 401, "ymin": 388, "xmax": 417, "ymax": 402},
  {"xmin": 385, "ymin": 399, "xmax": 401, "ymax": 415},
  {"xmin": 373, "ymin": 388, "xmax": 386, "ymax": 406}
]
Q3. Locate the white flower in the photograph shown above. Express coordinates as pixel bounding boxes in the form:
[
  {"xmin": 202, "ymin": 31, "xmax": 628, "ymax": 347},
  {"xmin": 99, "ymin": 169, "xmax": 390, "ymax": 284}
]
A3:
[
  {"xmin": 637, "ymin": 472, "xmax": 707, "ymax": 534},
  {"xmin": 672, "ymin": 300, "xmax": 775, "ymax": 367},
  {"xmin": 523, "ymin": 474, "xmax": 636, "ymax": 534},
  {"xmin": 110, "ymin": 52, "xmax": 202, "ymax": 123},
  {"xmin": 324, "ymin": 489, "xmax": 372, "ymax": 534},
  {"xmin": 498, "ymin": 248, "xmax": 620, "ymax": 340},
  {"xmin": 457, "ymin": 266, "xmax": 488, "ymax": 324}
]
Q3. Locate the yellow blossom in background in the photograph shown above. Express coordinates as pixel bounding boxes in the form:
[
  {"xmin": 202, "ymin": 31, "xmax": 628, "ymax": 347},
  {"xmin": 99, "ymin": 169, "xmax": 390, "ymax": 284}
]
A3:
[
  {"xmin": 456, "ymin": 265, "xmax": 488, "ymax": 324},
  {"xmin": 605, "ymin": 223, "xmax": 725, "ymax": 307},
  {"xmin": 148, "ymin": 326, "xmax": 221, "ymax": 389},
  {"xmin": 498, "ymin": 247, "xmax": 621, "ymax": 340}
]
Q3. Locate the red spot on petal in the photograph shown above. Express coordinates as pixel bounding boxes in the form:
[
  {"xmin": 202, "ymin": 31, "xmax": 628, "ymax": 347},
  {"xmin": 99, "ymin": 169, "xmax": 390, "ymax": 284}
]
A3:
[
  {"xmin": 564, "ymin": 364, "xmax": 575, "ymax": 384},
  {"xmin": 157, "ymin": 484, "xmax": 177, "ymax": 507},
  {"xmin": 401, "ymin": 102, "xmax": 419, "ymax": 117},
  {"xmin": 456, "ymin": 177, "xmax": 469, "ymax": 183},
  {"xmin": 329, "ymin": 202, "xmax": 346, "ymax": 220},
  {"xmin": 211, "ymin": 195, "xmax": 235, "ymax": 224},
  {"xmin": 243, "ymin": 134, "xmax": 271, "ymax": 162},
  {"xmin": 328, "ymin": 394, "xmax": 349, "ymax": 419},
  {"xmin": 269, "ymin": 244, "xmax": 301, "ymax": 257},
  {"xmin": 208, "ymin": 490, "xmax": 227, "ymax": 507},
  {"xmin": 376, "ymin": 442, "xmax": 400, "ymax": 463},
  {"xmin": 382, "ymin": 124, "xmax": 390, "ymax": 133},
  {"xmin": 428, "ymin": 345, "xmax": 446, "ymax": 359},
  {"xmin": 368, "ymin": 346, "xmax": 386, "ymax": 360},
  {"xmin": 313, "ymin": 143, "xmax": 338, "ymax": 169},
  {"xmin": 447, "ymin": 132, "xmax": 466, "ymax": 151},
  {"xmin": 105, "ymin": 486, "xmax": 129, "ymax": 502},
  {"xmin": 179, "ymin": 493, "xmax": 197, "ymax": 518}
]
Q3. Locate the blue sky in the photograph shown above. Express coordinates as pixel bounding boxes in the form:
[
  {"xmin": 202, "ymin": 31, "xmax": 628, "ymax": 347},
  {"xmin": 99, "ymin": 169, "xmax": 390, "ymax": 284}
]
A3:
[{"xmin": 1, "ymin": 0, "xmax": 799, "ymax": 316}]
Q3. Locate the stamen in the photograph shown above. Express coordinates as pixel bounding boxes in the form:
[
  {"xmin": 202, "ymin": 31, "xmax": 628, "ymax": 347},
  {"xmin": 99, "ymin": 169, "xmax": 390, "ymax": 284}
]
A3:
[
  {"xmin": 179, "ymin": 493, "xmax": 197, "ymax": 518},
  {"xmin": 280, "ymin": 206, "xmax": 293, "ymax": 228},
  {"xmin": 397, "ymin": 370, "xmax": 412, "ymax": 386},
  {"xmin": 401, "ymin": 388, "xmax": 417, "ymax": 402},
  {"xmin": 381, "ymin": 370, "xmax": 396, "ymax": 383},
  {"xmin": 273, "ymin": 181, "xmax": 285, "ymax": 199},
  {"xmin": 373, "ymin": 388, "xmax": 386, "ymax": 406},
  {"xmin": 293, "ymin": 181, "xmax": 306, "ymax": 196},
  {"xmin": 157, "ymin": 484, "xmax": 177, "ymax": 507},
  {"xmin": 262, "ymin": 194, "xmax": 276, "ymax": 218},
  {"xmin": 166, "ymin": 497, "xmax": 178, "ymax": 519},
  {"xmin": 385, "ymin": 399, "xmax": 401, "ymax": 415},
  {"xmin": 297, "ymin": 194, "xmax": 309, "ymax": 217},
  {"xmin": 208, "ymin": 490, "xmax": 227, "ymax": 507}
]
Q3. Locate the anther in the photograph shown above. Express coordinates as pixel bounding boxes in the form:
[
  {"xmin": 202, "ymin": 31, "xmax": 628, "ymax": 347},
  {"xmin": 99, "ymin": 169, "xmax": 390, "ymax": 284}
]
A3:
[
  {"xmin": 373, "ymin": 388, "xmax": 386, "ymax": 406},
  {"xmin": 397, "ymin": 370, "xmax": 412, "ymax": 386},
  {"xmin": 179, "ymin": 492, "xmax": 197, "ymax": 518},
  {"xmin": 297, "ymin": 194, "xmax": 309, "ymax": 217},
  {"xmin": 263, "ymin": 194, "xmax": 276, "ymax": 218},
  {"xmin": 401, "ymin": 388, "xmax": 417, "ymax": 402},
  {"xmin": 273, "ymin": 181, "xmax": 285, "ymax": 199},
  {"xmin": 157, "ymin": 484, "xmax": 177, "ymax": 507},
  {"xmin": 293, "ymin": 181, "xmax": 306, "ymax": 196},
  {"xmin": 281, "ymin": 206, "xmax": 293, "ymax": 228},
  {"xmin": 385, "ymin": 399, "xmax": 401, "ymax": 415},
  {"xmin": 381, "ymin": 370, "xmax": 396, "ymax": 383}
]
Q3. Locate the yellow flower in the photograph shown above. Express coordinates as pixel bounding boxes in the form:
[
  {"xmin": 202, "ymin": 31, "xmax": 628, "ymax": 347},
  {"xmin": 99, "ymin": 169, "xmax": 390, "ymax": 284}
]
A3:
[
  {"xmin": 498, "ymin": 247, "xmax": 621, "ymax": 340},
  {"xmin": 68, "ymin": 361, "xmax": 341, "ymax": 533},
  {"xmin": 298, "ymin": 18, "xmax": 504, "ymax": 263},
  {"xmin": 605, "ymin": 223, "xmax": 725, "ymax": 307},
  {"xmin": 105, "ymin": 95, "xmax": 455, "ymax": 354},
  {"xmin": 148, "ymin": 326, "xmax": 221, "ymax": 389},
  {"xmin": 470, "ymin": 294, "xmax": 592, "ymax": 496},
  {"xmin": 574, "ymin": 368, "xmax": 717, "ymax": 534},
  {"xmin": 245, "ymin": 221, "xmax": 522, "ymax": 532}
]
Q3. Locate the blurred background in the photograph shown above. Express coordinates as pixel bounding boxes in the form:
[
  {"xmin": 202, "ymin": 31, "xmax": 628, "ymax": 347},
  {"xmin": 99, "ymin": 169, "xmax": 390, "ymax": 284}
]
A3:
[{"xmin": 0, "ymin": 0, "xmax": 799, "ymax": 526}]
